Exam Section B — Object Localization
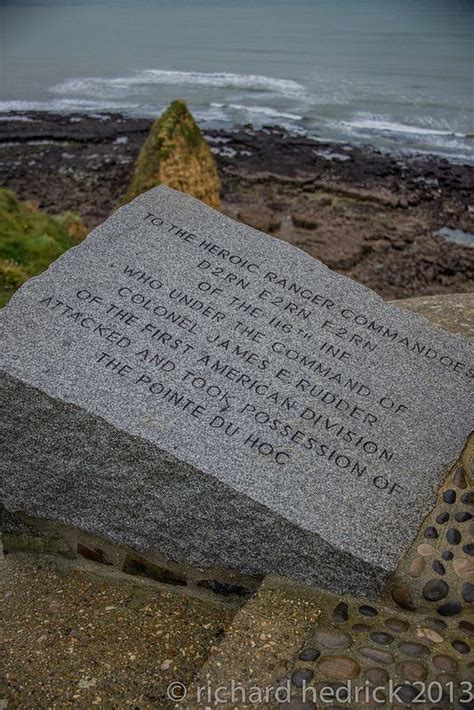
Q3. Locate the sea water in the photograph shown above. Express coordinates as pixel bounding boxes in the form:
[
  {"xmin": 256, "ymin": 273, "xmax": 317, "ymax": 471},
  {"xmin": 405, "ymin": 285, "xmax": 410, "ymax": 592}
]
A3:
[{"xmin": 1, "ymin": 0, "xmax": 473, "ymax": 162}]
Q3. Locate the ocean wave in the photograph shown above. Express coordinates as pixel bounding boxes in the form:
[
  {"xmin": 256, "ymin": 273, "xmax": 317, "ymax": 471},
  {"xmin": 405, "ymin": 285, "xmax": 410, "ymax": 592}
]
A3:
[
  {"xmin": 50, "ymin": 69, "xmax": 307, "ymax": 99},
  {"xmin": 0, "ymin": 98, "xmax": 140, "ymax": 113},
  {"xmin": 339, "ymin": 115, "xmax": 466, "ymax": 138},
  {"xmin": 211, "ymin": 102, "xmax": 302, "ymax": 120}
]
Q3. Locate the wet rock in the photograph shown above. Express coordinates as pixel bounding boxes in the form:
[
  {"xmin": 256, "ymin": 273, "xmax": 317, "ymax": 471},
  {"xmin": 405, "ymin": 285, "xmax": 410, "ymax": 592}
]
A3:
[
  {"xmin": 292, "ymin": 208, "xmax": 318, "ymax": 230},
  {"xmin": 238, "ymin": 206, "xmax": 281, "ymax": 233}
]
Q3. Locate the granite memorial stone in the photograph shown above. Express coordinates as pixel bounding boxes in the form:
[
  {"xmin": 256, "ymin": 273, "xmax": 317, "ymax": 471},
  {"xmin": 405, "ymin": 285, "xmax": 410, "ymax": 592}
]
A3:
[{"xmin": 1, "ymin": 186, "xmax": 472, "ymax": 595}]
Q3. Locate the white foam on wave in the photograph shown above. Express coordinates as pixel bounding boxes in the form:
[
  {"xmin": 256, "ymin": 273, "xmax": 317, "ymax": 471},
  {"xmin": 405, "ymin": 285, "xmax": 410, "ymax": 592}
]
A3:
[
  {"xmin": 0, "ymin": 114, "xmax": 34, "ymax": 122},
  {"xmin": 0, "ymin": 98, "xmax": 139, "ymax": 113},
  {"xmin": 211, "ymin": 102, "xmax": 302, "ymax": 121},
  {"xmin": 340, "ymin": 115, "xmax": 465, "ymax": 138},
  {"xmin": 50, "ymin": 69, "xmax": 307, "ymax": 99}
]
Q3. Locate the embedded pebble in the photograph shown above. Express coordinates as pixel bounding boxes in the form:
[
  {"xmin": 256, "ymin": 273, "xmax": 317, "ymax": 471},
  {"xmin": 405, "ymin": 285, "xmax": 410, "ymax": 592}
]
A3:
[
  {"xmin": 385, "ymin": 618, "xmax": 409, "ymax": 632},
  {"xmin": 424, "ymin": 526, "xmax": 438, "ymax": 539},
  {"xmin": 332, "ymin": 602, "xmax": 348, "ymax": 623},
  {"xmin": 443, "ymin": 489, "xmax": 456, "ymax": 504},
  {"xmin": 299, "ymin": 648, "xmax": 320, "ymax": 661},
  {"xmin": 291, "ymin": 668, "xmax": 314, "ymax": 688},
  {"xmin": 369, "ymin": 631, "xmax": 393, "ymax": 646},
  {"xmin": 453, "ymin": 467, "xmax": 467, "ymax": 489},
  {"xmin": 365, "ymin": 667, "xmax": 389, "ymax": 684},
  {"xmin": 415, "ymin": 627, "xmax": 443, "ymax": 643},
  {"xmin": 398, "ymin": 641, "xmax": 429, "ymax": 657},
  {"xmin": 408, "ymin": 558, "xmax": 425, "ymax": 577},
  {"xmin": 423, "ymin": 617, "xmax": 447, "ymax": 631},
  {"xmin": 358, "ymin": 647, "xmax": 393, "ymax": 663},
  {"xmin": 417, "ymin": 543, "xmax": 436, "ymax": 557},
  {"xmin": 422, "ymin": 579, "xmax": 449, "ymax": 602},
  {"xmin": 455, "ymin": 511, "xmax": 472, "ymax": 522},
  {"xmin": 461, "ymin": 492, "xmax": 474, "ymax": 505},
  {"xmin": 436, "ymin": 512, "xmax": 449, "ymax": 524},
  {"xmin": 459, "ymin": 620, "xmax": 474, "ymax": 637},
  {"xmin": 463, "ymin": 543, "xmax": 474, "ymax": 556},
  {"xmin": 433, "ymin": 655, "xmax": 458, "ymax": 672},
  {"xmin": 453, "ymin": 558, "xmax": 474, "ymax": 580},
  {"xmin": 432, "ymin": 559, "xmax": 445, "ymax": 576},
  {"xmin": 317, "ymin": 655, "xmax": 361, "ymax": 679},
  {"xmin": 359, "ymin": 605, "xmax": 377, "ymax": 617},
  {"xmin": 442, "ymin": 550, "xmax": 454, "ymax": 561},
  {"xmin": 447, "ymin": 528, "xmax": 461, "ymax": 544},
  {"xmin": 395, "ymin": 685, "xmax": 417, "ymax": 703},
  {"xmin": 391, "ymin": 585, "xmax": 414, "ymax": 610},
  {"xmin": 437, "ymin": 601, "xmax": 462, "ymax": 616},
  {"xmin": 396, "ymin": 661, "xmax": 427, "ymax": 681},
  {"xmin": 451, "ymin": 639, "xmax": 470, "ymax": 654},
  {"xmin": 462, "ymin": 582, "xmax": 473, "ymax": 602},
  {"xmin": 313, "ymin": 628, "xmax": 352, "ymax": 650}
]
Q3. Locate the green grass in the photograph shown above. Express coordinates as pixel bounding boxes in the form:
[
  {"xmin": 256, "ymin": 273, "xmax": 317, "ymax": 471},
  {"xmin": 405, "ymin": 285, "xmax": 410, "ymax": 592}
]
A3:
[{"xmin": 0, "ymin": 188, "xmax": 86, "ymax": 307}]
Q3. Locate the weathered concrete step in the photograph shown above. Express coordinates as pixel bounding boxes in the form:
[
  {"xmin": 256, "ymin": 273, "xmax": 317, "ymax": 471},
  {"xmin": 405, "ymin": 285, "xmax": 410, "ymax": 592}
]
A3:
[
  {"xmin": 0, "ymin": 550, "xmax": 236, "ymax": 709},
  {"xmin": 180, "ymin": 576, "xmax": 322, "ymax": 710}
]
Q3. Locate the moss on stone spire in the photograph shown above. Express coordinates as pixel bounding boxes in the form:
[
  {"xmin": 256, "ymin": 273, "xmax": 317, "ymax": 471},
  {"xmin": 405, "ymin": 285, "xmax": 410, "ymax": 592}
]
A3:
[{"xmin": 122, "ymin": 100, "xmax": 221, "ymax": 209}]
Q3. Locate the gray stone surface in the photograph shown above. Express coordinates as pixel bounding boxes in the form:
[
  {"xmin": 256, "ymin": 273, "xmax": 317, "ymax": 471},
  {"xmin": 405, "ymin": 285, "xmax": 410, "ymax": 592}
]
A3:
[
  {"xmin": 1, "ymin": 186, "xmax": 473, "ymax": 595},
  {"xmin": 392, "ymin": 293, "xmax": 474, "ymax": 339}
]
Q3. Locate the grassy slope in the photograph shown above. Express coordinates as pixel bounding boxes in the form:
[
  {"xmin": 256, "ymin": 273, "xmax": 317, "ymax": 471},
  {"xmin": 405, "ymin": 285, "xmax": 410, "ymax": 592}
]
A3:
[{"xmin": 0, "ymin": 189, "xmax": 86, "ymax": 307}]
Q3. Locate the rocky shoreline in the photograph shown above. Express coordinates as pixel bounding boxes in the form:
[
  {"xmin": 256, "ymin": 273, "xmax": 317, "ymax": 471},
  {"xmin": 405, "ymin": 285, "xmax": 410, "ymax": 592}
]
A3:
[{"xmin": 0, "ymin": 111, "xmax": 473, "ymax": 300}]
